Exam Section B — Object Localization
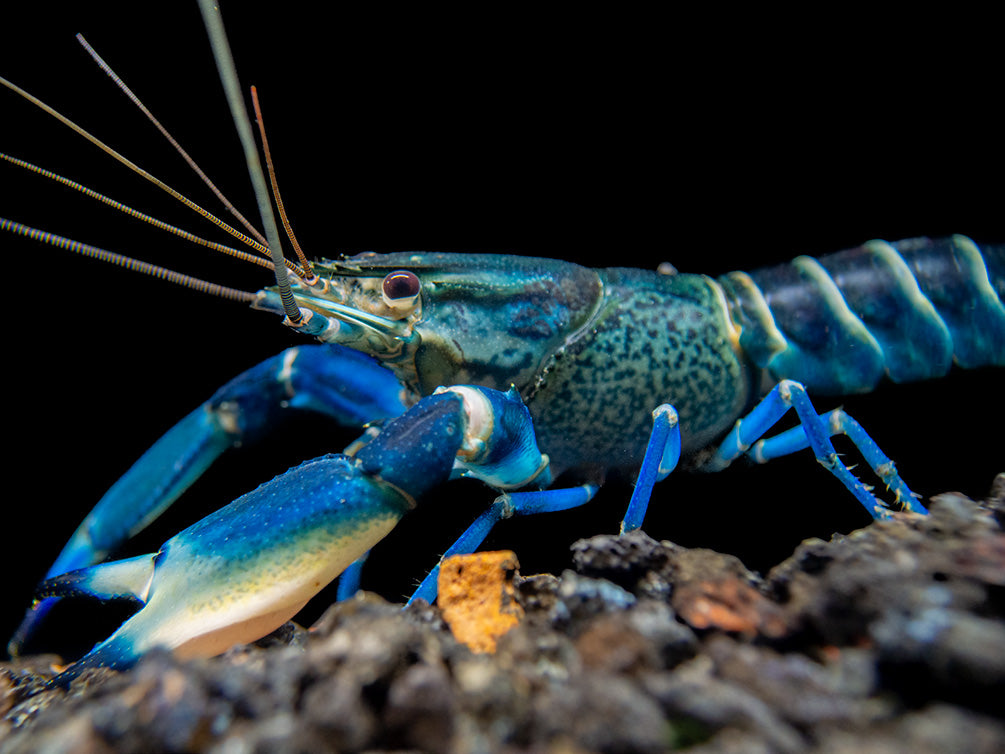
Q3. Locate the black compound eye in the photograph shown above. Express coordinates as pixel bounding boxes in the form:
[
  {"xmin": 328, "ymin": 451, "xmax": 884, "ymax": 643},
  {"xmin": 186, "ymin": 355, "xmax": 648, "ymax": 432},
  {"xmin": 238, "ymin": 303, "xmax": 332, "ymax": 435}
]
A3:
[
  {"xmin": 382, "ymin": 270, "xmax": 420, "ymax": 299},
  {"xmin": 381, "ymin": 270, "xmax": 421, "ymax": 311}
]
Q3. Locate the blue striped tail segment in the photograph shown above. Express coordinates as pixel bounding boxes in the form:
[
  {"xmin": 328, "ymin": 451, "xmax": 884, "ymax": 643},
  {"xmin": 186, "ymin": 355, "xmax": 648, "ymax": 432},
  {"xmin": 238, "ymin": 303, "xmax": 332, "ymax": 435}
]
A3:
[{"xmin": 719, "ymin": 236, "xmax": 1005, "ymax": 395}]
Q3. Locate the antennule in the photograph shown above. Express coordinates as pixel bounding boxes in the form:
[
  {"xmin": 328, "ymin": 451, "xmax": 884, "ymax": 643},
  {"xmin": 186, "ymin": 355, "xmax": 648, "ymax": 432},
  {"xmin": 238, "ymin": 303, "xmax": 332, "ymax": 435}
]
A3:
[{"xmin": 251, "ymin": 86, "xmax": 318, "ymax": 284}]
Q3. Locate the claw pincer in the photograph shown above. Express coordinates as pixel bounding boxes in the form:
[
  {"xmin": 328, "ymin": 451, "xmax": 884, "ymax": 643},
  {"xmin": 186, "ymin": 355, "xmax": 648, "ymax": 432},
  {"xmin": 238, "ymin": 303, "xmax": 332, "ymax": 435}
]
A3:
[{"xmin": 36, "ymin": 387, "xmax": 546, "ymax": 684}]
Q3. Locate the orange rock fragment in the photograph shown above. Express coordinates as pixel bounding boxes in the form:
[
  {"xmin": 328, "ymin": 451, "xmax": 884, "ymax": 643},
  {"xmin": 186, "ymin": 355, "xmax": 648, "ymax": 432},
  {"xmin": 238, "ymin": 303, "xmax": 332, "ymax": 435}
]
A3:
[
  {"xmin": 673, "ymin": 578, "xmax": 789, "ymax": 638},
  {"xmin": 437, "ymin": 551, "xmax": 524, "ymax": 653}
]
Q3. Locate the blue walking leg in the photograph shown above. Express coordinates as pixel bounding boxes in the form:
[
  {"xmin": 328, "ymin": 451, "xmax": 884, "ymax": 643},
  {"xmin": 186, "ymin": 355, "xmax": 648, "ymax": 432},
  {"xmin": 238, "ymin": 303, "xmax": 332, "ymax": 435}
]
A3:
[
  {"xmin": 405, "ymin": 401, "xmax": 679, "ymax": 605},
  {"xmin": 10, "ymin": 344, "xmax": 406, "ymax": 656},
  {"xmin": 749, "ymin": 409, "xmax": 925, "ymax": 514},
  {"xmin": 336, "ymin": 554, "xmax": 369, "ymax": 601},
  {"xmin": 711, "ymin": 379, "xmax": 920, "ymax": 518},
  {"xmin": 621, "ymin": 404, "xmax": 681, "ymax": 533},
  {"xmin": 406, "ymin": 484, "xmax": 599, "ymax": 605}
]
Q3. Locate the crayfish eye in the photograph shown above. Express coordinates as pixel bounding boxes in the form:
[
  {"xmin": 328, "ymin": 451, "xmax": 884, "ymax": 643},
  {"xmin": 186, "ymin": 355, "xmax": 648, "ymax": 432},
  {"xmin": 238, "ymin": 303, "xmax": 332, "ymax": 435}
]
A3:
[{"xmin": 381, "ymin": 270, "xmax": 421, "ymax": 312}]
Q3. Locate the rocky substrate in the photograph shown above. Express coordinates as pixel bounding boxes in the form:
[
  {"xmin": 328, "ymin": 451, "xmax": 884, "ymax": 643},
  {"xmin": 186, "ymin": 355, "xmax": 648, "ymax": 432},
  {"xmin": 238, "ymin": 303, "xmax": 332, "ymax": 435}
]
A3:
[{"xmin": 2, "ymin": 476, "xmax": 1003, "ymax": 753}]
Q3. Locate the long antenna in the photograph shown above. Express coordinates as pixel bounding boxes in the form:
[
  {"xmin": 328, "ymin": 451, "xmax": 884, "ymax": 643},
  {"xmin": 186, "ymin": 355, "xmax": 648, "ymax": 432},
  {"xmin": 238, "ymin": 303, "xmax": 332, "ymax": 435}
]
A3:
[
  {"xmin": 75, "ymin": 33, "xmax": 268, "ymax": 248},
  {"xmin": 196, "ymin": 0, "xmax": 302, "ymax": 325},
  {"xmin": 0, "ymin": 74, "xmax": 271, "ymax": 260},
  {"xmin": 1, "ymin": 152, "xmax": 278, "ymax": 273},
  {"xmin": 251, "ymin": 86, "xmax": 317, "ymax": 283},
  {"xmin": 1, "ymin": 217, "xmax": 258, "ymax": 303}
]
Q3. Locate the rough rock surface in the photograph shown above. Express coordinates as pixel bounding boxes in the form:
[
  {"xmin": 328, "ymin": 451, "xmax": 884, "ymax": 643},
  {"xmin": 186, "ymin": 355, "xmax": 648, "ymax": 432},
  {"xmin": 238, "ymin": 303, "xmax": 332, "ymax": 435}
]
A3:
[{"xmin": 2, "ymin": 476, "xmax": 1003, "ymax": 753}]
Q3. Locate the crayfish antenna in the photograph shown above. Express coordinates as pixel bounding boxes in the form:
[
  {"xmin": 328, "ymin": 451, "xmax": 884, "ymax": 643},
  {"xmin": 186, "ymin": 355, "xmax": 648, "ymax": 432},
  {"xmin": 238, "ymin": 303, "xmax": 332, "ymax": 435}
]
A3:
[
  {"xmin": 251, "ymin": 86, "xmax": 318, "ymax": 284},
  {"xmin": 0, "ymin": 218, "xmax": 259, "ymax": 304},
  {"xmin": 74, "ymin": 33, "xmax": 268, "ymax": 249},
  {"xmin": 0, "ymin": 74, "xmax": 278, "ymax": 265},
  {"xmin": 197, "ymin": 0, "xmax": 303, "ymax": 325},
  {"xmin": 74, "ymin": 32, "xmax": 317, "ymax": 286}
]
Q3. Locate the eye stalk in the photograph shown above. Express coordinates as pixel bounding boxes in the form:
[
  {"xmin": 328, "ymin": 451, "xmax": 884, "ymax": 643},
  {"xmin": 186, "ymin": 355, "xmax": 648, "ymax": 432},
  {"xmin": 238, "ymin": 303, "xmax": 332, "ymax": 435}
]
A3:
[{"xmin": 381, "ymin": 270, "xmax": 421, "ymax": 313}]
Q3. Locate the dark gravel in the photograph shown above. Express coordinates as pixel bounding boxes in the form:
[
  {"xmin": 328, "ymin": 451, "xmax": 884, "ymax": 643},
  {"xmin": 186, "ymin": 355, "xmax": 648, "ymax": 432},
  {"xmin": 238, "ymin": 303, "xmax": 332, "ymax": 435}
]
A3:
[{"xmin": 2, "ymin": 475, "xmax": 1003, "ymax": 753}]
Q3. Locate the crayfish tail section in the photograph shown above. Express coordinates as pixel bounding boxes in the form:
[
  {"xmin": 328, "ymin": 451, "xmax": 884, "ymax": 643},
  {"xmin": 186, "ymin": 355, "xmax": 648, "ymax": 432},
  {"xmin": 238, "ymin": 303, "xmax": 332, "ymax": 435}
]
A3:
[
  {"xmin": 983, "ymin": 243, "xmax": 1005, "ymax": 301},
  {"xmin": 721, "ymin": 235, "xmax": 1005, "ymax": 394},
  {"xmin": 891, "ymin": 236, "xmax": 1005, "ymax": 370}
]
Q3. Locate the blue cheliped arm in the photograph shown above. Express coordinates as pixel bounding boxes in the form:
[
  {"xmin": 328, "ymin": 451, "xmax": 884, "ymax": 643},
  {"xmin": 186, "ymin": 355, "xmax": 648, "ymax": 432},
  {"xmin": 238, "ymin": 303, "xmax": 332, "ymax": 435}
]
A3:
[
  {"xmin": 9, "ymin": 344, "xmax": 406, "ymax": 656},
  {"xmin": 32, "ymin": 386, "xmax": 564, "ymax": 683},
  {"xmin": 36, "ymin": 390, "xmax": 469, "ymax": 685}
]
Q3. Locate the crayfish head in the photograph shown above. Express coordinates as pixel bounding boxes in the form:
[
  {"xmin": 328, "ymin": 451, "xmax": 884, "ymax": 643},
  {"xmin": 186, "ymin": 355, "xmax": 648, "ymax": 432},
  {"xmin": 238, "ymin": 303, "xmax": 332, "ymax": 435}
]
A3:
[{"xmin": 267, "ymin": 251, "xmax": 605, "ymax": 401}]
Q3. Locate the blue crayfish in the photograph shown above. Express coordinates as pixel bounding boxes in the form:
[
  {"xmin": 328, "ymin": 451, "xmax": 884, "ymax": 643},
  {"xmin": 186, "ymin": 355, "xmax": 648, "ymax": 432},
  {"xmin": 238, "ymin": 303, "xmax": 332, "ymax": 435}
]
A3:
[{"xmin": 1, "ymin": 3, "xmax": 1002, "ymax": 685}]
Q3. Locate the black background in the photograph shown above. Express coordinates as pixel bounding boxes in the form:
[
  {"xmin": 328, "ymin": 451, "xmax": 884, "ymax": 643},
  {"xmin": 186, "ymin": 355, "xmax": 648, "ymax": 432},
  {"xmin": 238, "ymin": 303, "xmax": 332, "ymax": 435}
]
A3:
[{"xmin": 1, "ymin": 4, "xmax": 1000, "ymax": 658}]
